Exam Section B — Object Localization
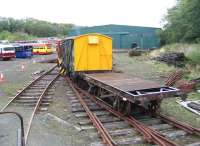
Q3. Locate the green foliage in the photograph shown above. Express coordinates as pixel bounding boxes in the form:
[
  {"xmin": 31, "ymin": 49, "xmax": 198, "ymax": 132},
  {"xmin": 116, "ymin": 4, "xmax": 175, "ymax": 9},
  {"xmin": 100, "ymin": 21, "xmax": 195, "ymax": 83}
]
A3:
[
  {"xmin": 161, "ymin": 0, "xmax": 200, "ymax": 44},
  {"xmin": 0, "ymin": 31, "xmax": 11, "ymax": 40},
  {"xmin": 186, "ymin": 46, "xmax": 200, "ymax": 64},
  {"xmin": 0, "ymin": 31, "xmax": 34, "ymax": 41},
  {"xmin": 0, "ymin": 17, "xmax": 74, "ymax": 41}
]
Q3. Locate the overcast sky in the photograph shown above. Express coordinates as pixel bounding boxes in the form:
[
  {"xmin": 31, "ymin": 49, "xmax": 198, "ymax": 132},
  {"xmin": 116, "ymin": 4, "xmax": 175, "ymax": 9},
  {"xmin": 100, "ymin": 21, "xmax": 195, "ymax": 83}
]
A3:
[{"xmin": 0, "ymin": 0, "xmax": 176, "ymax": 27}]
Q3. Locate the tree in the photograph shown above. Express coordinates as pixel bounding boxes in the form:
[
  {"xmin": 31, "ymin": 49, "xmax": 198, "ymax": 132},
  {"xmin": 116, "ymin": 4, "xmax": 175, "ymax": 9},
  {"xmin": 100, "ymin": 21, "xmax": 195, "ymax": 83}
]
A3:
[
  {"xmin": 161, "ymin": 0, "xmax": 200, "ymax": 44},
  {"xmin": 0, "ymin": 17, "xmax": 74, "ymax": 40}
]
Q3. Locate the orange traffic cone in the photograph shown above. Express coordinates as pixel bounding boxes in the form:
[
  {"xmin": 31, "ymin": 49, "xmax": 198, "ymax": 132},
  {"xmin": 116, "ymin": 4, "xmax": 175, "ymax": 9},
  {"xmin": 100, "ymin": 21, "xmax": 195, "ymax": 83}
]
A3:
[{"xmin": 21, "ymin": 64, "xmax": 25, "ymax": 71}]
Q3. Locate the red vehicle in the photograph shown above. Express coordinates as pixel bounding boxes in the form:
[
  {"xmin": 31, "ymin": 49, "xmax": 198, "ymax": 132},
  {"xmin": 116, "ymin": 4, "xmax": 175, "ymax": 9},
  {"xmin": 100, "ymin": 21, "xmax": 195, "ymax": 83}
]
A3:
[{"xmin": 0, "ymin": 44, "xmax": 15, "ymax": 60}]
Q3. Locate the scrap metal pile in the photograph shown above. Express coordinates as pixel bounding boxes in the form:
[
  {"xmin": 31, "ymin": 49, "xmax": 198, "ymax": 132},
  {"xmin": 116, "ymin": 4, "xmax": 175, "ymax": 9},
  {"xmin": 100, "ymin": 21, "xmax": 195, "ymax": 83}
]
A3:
[
  {"xmin": 165, "ymin": 70, "xmax": 200, "ymax": 100},
  {"xmin": 154, "ymin": 52, "xmax": 187, "ymax": 66}
]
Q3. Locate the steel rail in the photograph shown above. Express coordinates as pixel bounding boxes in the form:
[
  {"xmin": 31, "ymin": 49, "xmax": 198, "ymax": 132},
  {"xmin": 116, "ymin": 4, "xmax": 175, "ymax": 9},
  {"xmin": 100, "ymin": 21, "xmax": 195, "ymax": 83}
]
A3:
[
  {"xmin": 158, "ymin": 113, "xmax": 200, "ymax": 134},
  {"xmin": 24, "ymin": 73, "xmax": 59, "ymax": 145},
  {"xmin": 129, "ymin": 116, "xmax": 179, "ymax": 146},
  {"xmin": 66, "ymin": 77, "xmax": 116, "ymax": 146},
  {"xmin": 0, "ymin": 65, "xmax": 57, "ymax": 112},
  {"xmin": 0, "ymin": 112, "xmax": 25, "ymax": 146},
  {"xmin": 75, "ymin": 85, "xmax": 179, "ymax": 146}
]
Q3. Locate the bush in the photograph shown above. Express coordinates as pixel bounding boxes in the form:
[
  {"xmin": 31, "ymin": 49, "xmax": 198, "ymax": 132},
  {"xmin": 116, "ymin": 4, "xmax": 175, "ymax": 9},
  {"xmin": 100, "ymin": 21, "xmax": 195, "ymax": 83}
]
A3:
[
  {"xmin": 0, "ymin": 31, "xmax": 11, "ymax": 40},
  {"xmin": 186, "ymin": 46, "xmax": 200, "ymax": 64},
  {"xmin": 0, "ymin": 31, "xmax": 34, "ymax": 41}
]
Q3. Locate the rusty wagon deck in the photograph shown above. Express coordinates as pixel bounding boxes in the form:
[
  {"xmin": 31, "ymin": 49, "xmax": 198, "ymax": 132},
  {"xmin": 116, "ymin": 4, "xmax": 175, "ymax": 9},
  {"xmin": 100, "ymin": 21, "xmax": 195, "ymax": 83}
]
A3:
[{"xmin": 82, "ymin": 72, "xmax": 179, "ymax": 103}]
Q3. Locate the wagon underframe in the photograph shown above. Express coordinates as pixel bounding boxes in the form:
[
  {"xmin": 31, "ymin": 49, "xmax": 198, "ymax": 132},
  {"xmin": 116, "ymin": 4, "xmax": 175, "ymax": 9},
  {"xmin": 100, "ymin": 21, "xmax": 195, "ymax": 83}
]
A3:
[{"xmin": 81, "ymin": 72, "xmax": 179, "ymax": 114}]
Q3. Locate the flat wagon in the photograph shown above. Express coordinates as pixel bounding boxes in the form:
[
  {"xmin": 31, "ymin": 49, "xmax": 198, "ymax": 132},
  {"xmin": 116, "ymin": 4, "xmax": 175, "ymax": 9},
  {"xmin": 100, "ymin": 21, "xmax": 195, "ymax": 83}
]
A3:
[{"xmin": 59, "ymin": 33, "xmax": 178, "ymax": 115}]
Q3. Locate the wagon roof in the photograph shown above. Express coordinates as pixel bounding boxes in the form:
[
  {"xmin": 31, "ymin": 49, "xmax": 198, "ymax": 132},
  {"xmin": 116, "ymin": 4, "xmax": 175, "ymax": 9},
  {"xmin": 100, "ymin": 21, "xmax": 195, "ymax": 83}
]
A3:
[{"xmin": 64, "ymin": 33, "xmax": 112, "ymax": 40}]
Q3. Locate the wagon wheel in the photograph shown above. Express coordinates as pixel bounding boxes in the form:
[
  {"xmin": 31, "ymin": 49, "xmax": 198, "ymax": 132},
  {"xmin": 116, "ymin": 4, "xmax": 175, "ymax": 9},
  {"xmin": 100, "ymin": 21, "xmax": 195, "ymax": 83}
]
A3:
[
  {"xmin": 149, "ymin": 100, "xmax": 160, "ymax": 117},
  {"xmin": 113, "ymin": 96, "xmax": 119, "ymax": 110}
]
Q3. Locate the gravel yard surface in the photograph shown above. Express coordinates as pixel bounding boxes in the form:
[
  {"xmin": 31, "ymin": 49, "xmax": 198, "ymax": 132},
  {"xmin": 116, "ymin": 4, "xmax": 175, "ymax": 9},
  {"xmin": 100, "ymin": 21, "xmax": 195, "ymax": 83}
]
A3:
[
  {"xmin": 27, "ymin": 77, "xmax": 93, "ymax": 146},
  {"xmin": 0, "ymin": 54, "xmax": 94, "ymax": 146},
  {"xmin": 0, "ymin": 52, "xmax": 199, "ymax": 146},
  {"xmin": 0, "ymin": 54, "xmax": 56, "ymax": 109}
]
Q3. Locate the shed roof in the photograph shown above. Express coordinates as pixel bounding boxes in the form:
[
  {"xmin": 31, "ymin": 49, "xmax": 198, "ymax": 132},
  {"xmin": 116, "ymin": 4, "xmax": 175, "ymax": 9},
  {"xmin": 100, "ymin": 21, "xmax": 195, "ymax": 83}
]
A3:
[{"xmin": 0, "ymin": 44, "xmax": 14, "ymax": 48}]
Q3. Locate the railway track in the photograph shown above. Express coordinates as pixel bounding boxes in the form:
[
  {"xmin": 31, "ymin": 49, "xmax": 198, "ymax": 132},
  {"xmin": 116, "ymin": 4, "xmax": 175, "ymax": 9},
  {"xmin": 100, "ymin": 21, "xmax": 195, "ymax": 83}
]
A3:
[
  {"xmin": 65, "ymin": 77, "xmax": 200, "ymax": 146},
  {"xmin": 136, "ymin": 114, "xmax": 200, "ymax": 146},
  {"xmin": 0, "ymin": 65, "xmax": 60, "ymax": 146},
  {"xmin": 66, "ymin": 78, "xmax": 148, "ymax": 146}
]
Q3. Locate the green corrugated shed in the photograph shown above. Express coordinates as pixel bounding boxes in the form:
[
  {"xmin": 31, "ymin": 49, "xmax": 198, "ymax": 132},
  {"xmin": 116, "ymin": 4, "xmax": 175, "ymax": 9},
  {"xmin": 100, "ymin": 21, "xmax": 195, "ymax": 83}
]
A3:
[{"xmin": 68, "ymin": 24, "xmax": 160, "ymax": 49}]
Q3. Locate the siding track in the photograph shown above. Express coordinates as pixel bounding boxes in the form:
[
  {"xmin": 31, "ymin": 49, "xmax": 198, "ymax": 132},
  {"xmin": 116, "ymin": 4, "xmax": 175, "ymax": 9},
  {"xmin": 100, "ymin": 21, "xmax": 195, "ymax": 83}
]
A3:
[{"xmin": 0, "ymin": 65, "xmax": 60, "ymax": 145}]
